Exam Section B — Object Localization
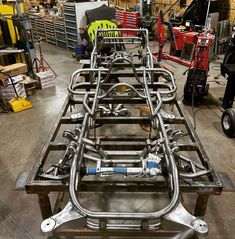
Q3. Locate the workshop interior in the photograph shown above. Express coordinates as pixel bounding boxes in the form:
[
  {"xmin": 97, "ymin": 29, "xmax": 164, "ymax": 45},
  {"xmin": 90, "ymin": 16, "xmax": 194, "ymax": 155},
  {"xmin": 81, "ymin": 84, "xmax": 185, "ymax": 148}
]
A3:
[{"xmin": 0, "ymin": 0, "xmax": 234, "ymax": 238}]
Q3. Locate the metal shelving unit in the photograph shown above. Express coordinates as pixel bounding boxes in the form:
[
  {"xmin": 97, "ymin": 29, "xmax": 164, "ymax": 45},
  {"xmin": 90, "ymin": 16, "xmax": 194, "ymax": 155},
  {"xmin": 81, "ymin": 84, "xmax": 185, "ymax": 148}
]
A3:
[
  {"xmin": 54, "ymin": 21, "xmax": 67, "ymax": 50},
  {"xmin": 30, "ymin": 2, "xmax": 108, "ymax": 52},
  {"xmin": 44, "ymin": 19, "xmax": 56, "ymax": 46},
  {"xmin": 30, "ymin": 12, "xmax": 79, "ymax": 52},
  {"xmin": 35, "ymin": 17, "xmax": 46, "ymax": 41},
  {"xmin": 30, "ymin": 17, "xmax": 38, "ymax": 42},
  {"xmin": 63, "ymin": 2, "xmax": 78, "ymax": 52}
]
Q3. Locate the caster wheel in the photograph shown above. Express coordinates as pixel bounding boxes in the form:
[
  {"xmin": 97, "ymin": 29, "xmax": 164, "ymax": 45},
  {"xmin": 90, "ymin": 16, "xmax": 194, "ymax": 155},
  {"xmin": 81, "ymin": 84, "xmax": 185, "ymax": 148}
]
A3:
[{"xmin": 221, "ymin": 108, "xmax": 235, "ymax": 138}]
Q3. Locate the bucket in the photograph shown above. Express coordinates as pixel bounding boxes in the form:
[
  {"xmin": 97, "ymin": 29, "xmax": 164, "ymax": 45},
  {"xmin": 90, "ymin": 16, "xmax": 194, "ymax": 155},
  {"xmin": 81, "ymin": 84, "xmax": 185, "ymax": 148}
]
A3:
[{"xmin": 75, "ymin": 44, "xmax": 85, "ymax": 57}]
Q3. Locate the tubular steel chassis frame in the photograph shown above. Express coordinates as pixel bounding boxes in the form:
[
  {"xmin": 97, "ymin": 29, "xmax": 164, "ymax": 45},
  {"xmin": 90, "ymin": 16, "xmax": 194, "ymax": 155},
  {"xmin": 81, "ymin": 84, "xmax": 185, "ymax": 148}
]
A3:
[
  {"xmin": 25, "ymin": 66, "xmax": 222, "ymax": 238},
  {"xmin": 25, "ymin": 29, "xmax": 222, "ymax": 238}
]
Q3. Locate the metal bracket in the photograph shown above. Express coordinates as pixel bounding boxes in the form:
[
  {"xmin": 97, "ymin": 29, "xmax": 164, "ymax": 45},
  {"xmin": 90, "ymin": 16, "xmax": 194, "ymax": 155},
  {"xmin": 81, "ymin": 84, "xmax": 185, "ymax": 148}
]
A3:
[
  {"xmin": 163, "ymin": 203, "xmax": 208, "ymax": 237},
  {"xmin": 41, "ymin": 201, "xmax": 84, "ymax": 234},
  {"xmin": 70, "ymin": 112, "xmax": 85, "ymax": 123},
  {"xmin": 160, "ymin": 109, "xmax": 175, "ymax": 122},
  {"xmin": 99, "ymin": 104, "xmax": 128, "ymax": 116}
]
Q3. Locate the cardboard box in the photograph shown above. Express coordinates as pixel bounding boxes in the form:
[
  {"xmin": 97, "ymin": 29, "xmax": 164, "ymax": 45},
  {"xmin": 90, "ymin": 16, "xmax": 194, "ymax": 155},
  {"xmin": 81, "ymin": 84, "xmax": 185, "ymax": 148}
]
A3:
[
  {"xmin": 0, "ymin": 63, "xmax": 27, "ymax": 81},
  {"xmin": 36, "ymin": 71, "xmax": 55, "ymax": 90},
  {"xmin": 0, "ymin": 75, "xmax": 23, "ymax": 87},
  {"xmin": 0, "ymin": 85, "xmax": 24, "ymax": 94},
  {"xmin": 41, "ymin": 81, "xmax": 55, "ymax": 89},
  {"xmin": 36, "ymin": 71, "xmax": 55, "ymax": 80},
  {"xmin": 0, "ymin": 91, "xmax": 26, "ymax": 98},
  {"xmin": 0, "ymin": 82, "xmax": 26, "ymax": 101}
]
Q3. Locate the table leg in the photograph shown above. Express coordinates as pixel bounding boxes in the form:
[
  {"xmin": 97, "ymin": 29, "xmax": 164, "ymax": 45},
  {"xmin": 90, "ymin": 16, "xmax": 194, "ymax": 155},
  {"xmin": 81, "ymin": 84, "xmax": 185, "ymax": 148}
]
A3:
[
  {"xmin": 38, "ymin": 193, "xmax": 53, "ymax": 220},
  {"xmin": 194, "ymin": 194, "xmax": 209, "ymax": 218}
]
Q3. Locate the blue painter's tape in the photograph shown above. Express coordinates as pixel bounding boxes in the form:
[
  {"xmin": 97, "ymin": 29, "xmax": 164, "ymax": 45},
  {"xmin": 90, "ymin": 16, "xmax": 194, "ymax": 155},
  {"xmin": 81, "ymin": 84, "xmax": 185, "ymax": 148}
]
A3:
[
  {"xmin": 87, "ymin": 167, "xmax": 97, "ymax": 175},
  {"xmin": 113, "ymin": 167, "xmax": 127, "ymax": 174},
  {"xmin": 147, "ymin": 161, "xmax": 158, "ymax": 169}
]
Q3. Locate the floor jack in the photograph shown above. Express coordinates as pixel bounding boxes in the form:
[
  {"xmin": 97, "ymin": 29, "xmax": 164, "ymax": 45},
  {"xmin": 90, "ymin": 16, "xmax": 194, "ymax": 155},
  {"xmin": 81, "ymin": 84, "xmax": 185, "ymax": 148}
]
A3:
[{"xmin": 0, "ymin": 71, "xmax": 32, "ymax": 112}]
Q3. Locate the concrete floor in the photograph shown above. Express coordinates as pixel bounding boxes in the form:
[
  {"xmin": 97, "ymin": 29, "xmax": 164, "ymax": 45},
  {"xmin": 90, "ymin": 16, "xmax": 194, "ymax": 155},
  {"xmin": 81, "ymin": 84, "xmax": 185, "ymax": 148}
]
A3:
[{"xmin": 0, "ymin": 44, "xmax": 234, "ymax": 239}]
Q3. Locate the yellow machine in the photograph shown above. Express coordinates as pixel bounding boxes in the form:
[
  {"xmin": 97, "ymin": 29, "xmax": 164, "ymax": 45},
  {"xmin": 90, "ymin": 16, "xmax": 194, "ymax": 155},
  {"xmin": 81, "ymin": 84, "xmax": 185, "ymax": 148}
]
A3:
[
  {"xmin": 0, "ymin": 4, "xmax": 25, "ymax": 44},
  {"xmin": 8, "ymin": 96, "xmax": 32, "ymax": 112},
  {"xmin": 0, "ymin": 70, "xmax": 32, "ymax": 112},
  {"xmin": 0, "ymin": 4, "xmax": 33, "ymax": 112}
]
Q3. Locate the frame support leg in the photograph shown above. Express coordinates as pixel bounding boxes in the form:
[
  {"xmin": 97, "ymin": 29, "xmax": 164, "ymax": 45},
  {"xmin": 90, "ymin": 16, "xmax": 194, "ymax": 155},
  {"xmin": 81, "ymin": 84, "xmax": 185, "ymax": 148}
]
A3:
[
  {"xmin": 194, "ymin": 194, "xmax": 209, "ymax": 218},
  {"xmin": 38, "ymin": 193, "xmax": 53, "ymax": 220}
]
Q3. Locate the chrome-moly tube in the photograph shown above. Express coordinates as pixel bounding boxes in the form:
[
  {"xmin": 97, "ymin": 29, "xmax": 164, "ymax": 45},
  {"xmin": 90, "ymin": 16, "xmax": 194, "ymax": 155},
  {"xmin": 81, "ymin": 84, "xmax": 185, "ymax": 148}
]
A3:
[
  {"xmin": 143, "ymin": 69, "xmax": 163, "ymax": 117},
  {"xmin": 157, "ymin": 114, "xmax": 180, "ymax": 193},
  {"xmin": 86, "ymin": 220, "xmax": 160, "ymax": 230},
  {"xmin": 83, "ymin": 154, "xmax": 142, "ymax": 164},
  {"xmin": 91, "ymin": 29, "xmax": 152, "ymax": 69},
  {"xmin": 68, "ymin": 68, "xmax": 106, "ymax": 95},
  {"xmin": 68, "ymin": 68, "xmax": 176, "ymax": 97},
  {"xmin": 98, "ymin": 82, "xmax": 148, "ymax": 99},
  {"xmin": 104, "ymin": 57, "xmax": 143, "ymax": 84},
  {"xmin": 179, "ymin": 170, "xmax": 211, "ymax": 178},
  {"xmin": 86, "ymin": 219, "xmax": 160, "ymax": 230},
  {"xmin": 91, "ymin": 71, "xmax": 102, "ymax": 116}
]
